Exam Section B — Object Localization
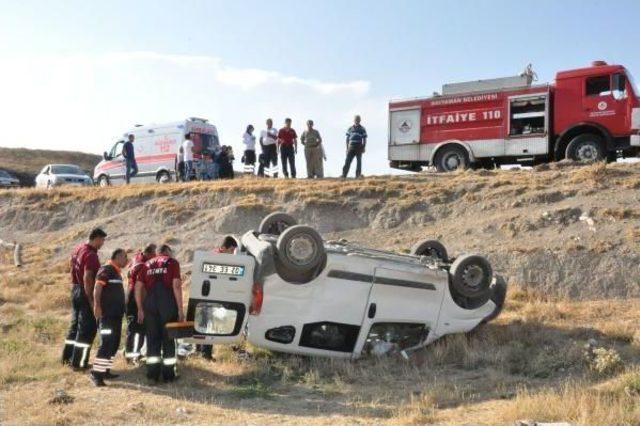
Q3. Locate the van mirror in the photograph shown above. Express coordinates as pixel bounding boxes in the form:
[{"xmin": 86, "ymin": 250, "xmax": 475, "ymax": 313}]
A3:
[{"xmin": 103, "ymin": 151, "xmax": 111, "ymax": 161}]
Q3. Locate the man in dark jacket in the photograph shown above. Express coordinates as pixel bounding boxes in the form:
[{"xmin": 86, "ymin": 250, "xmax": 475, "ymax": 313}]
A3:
[
  {"xmin": 342, "ymin": 115, "xmax": 368, "ymax": 178},
  {"xmin": 90, "ymin": 248, "xmax": 128, "ymax": 386},
  {"xmin": 122, "ymin": 134, "xmax": 138, "ymax": 184}
]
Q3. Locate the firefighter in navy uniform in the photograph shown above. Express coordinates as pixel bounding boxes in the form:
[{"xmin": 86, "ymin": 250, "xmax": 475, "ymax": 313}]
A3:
[
  {"xmin": 62, "ymin": 228, "xmax": 106, "ymax": 370},
  {"xmin": 135, "ymin": 244, "xmax": 184, "ymax": 383},
  {"xmin": 124, "ymin": 244, "xmax": 156, "ymax": 363},
  {"xmin": 90, "ymin": 248, "xmax": 128, "ymax": 387}
]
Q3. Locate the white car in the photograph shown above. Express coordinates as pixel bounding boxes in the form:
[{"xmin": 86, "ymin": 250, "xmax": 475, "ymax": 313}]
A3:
[
  {"xmin": 35, "ymin": 164, "xmax": 92, "ymax": 189},
  {"xmin": 0, "ymin": 170, "xmax": 20, "ymax": 188},
  {"xmin": 177, "ymin": 213, "xmax": 506, "ymax": 359}
]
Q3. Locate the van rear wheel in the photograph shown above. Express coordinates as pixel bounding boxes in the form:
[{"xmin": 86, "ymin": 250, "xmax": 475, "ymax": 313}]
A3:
[
  {"xmin": 276, "ymin": 225, "xmax": 325, "ymax": 276},
  {"xmin": 259, "ymin": 212, "xmax": 298, "ymax": 236},
  {"xmin": 157, "ymin": 170, "xmax": 171, "ymax": 183},
  {"xmin": 449, "ymin": 254, "xmax": 493, "ymax": 299}
]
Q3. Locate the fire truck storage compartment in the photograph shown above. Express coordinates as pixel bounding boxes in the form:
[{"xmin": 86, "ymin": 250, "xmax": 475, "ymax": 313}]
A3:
[{"xmin": 506, "ymin": 93, "xmax": 549, "ymax": 156}]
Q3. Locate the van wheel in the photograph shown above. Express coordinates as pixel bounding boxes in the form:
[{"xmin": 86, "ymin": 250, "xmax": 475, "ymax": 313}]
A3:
[
  {"xmin": 98, "ymin": 175, "xmax": 110, "ymax": 187},
  {"xmin": 566, "ymin": 134, "xmax": 605, "ymax": 162},
  {"xmin": 157, "ymin": 170, "xmax": 171, "ymax": 183},
  {"xmin": 450, "ymin": 254, "xmax": 493, "ymax": 299},
  {"xmin": 410, "ymin": 239, "xmax": 448, "ymax": 262},
  {"xmin": 434, "ymin": 145, "xmax": 469, "ymax": 172},
  {"xmin": 276, "ymin": 225, "xmax": 325, "ymax": 276},
  {"xmin": 259, "ymin": 212, "xmax": 297, "ymax": 235}
]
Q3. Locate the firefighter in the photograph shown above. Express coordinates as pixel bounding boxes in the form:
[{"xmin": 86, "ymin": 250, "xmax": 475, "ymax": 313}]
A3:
[
  {"xmin": 135, "ymin": 244, "xmax": 184, "ymax": 383},
  {"xmin": 90, "ymin": 248, "xmax": 128, "ymax": 387},
  {"xmin": 124, "ymin": 243, "xmax": 156, "ymax": 363},
  {"xmin": 62, "ymin": 228, "xmax": 106, "ymax": 370}
]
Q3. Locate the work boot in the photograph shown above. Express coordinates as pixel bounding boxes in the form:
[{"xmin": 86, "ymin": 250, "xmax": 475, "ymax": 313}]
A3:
[
  {"xmin": 90, "ymin": 371, "xmax": 106, "ymax": 387},
  {"xmin": 104, "ymin": 370, "xmax": 119, "ymax": 380}
]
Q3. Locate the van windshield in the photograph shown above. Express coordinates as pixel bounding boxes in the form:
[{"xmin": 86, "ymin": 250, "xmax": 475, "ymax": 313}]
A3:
[
  {"xmin": 191, "ymin": 133, "xmax": 219, "ymax": 154},
  {"xmin": 51, "ymin": 165, "xmax": 83, "ymax": 175}
]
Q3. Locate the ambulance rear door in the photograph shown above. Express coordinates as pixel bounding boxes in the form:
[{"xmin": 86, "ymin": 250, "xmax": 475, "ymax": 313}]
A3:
[{"xmin": 186, "ymin": 250, "xmax": 256, "ymax": 345}]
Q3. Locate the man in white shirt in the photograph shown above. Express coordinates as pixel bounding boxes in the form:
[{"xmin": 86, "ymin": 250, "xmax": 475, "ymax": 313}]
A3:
[
  {"xmin": 182, "ymin": 134, "xmax": 194, "ymax": 181},
  {"xmin": 242, "ymin": 125, "xmax": 256, "ymax": 174},
  {"xmin": 259, "ymin": 119, "xmax": 279, "ymax": 178}
]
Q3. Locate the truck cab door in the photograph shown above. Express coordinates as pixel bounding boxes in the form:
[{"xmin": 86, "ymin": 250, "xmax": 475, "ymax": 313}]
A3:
[
  {"xmin": 186, "ymin": 250, "xmax": 256, "ymax": 345},
  {"xmin": 582, "ymin": 74, "xmax": 626, "ymax": 134},
  {"xmin": 353, "ymin": 266, "xmax": 447, "ymax": 358}
]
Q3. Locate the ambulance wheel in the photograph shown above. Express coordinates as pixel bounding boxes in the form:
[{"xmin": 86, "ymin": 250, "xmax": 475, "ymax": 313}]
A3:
[
  {"xmin": 450, "ymin": 254, "xmax": 493, "ymax": 299},
  {"xmin": 434, "ymin": 145, "xmax": 469, "ymax": 172},
  {"xmin": 276, "ymin": 225, "xmax": 325, "ymax": 275},
  {"xmin": 566, "ymin": 134, "xmax": 605, "ymax": 163},
  {"xmin": 156, "ymin": 170, "xmax": 171, "ymax": 183},
  {"xmin": 410, "ymin": 239, "xmax": 448, "ymax": 262},
  {"xmin": 97, "ymin": 175, "xmax": 110, "ymax": 187},
  {"xmin": 259, "ymin": 212, "xmax": 297, "ymax": 236}
]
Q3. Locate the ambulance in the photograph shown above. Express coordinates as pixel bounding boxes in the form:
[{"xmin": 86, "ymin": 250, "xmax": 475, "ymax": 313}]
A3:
[
  {"xmin": 94, "ymin": 118, "xmax": 219, "ymax": 185},
  {"xmin": 389, "ymin": 61, "xmax": 640, "ymax": 172}
]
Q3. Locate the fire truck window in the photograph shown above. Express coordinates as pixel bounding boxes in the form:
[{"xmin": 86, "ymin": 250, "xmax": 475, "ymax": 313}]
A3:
[
  {"xmin": 586, "ymin": 75, "xmax": 611, "ymax": 97},
  {"xmin": 509, "ymin": 96, "xmax": 546, "ymax": 136},
  {"xmin": 612, "ymin": 74, "xmax": 628, "ymax": 100}
]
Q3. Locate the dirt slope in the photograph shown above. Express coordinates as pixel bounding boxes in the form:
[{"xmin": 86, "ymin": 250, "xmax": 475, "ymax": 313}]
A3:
[
  {"xmin": 1, "ymin": 160, "xmax": 640, "ymax": 299},
  {"xmin": 2, "ymin": 161, "xmax": 640, "ymax": 425},
  {"xmin": 0, "ymin": 147, "xmax": 101, "ymax": 186}
]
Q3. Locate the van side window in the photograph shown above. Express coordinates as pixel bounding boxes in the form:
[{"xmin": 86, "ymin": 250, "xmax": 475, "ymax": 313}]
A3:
[
  {"xmin": 586, "ymin": 75, "xmax": 611, "ymax": 97},
  {"xmin": 110, "ymin": 141, "xmax": 124, "ymax": 158}
]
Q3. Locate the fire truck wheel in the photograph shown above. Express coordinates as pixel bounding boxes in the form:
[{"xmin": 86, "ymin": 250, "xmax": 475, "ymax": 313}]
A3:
[
  {"xmin": 276, "ymin": 225, "xmax": 325, "ymax": 275},
  {"xmin": 410, "ymin": 239, "xmax": 449, "ymax": 262},
  {"xmin": 566, "ymin": 134, "xmax": 605, "ymax": 163},
  {"xmin": 434, "ymin": 145, "xmax": 470, "ymax": 172},
  {"xmin": 259, "ymin": 212, "xmax": 298, "ymax": 236},
  {"xmin": 450, "ymin": 254, "xmax": 493, "ymax": 299},
  {"xmin": 97, "ymin": 175, "xmax": 110, "ymax": 187}
]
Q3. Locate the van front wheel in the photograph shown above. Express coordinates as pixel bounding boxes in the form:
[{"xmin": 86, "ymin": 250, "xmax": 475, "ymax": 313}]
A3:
[
  {"xmin": 98, "ymin": 175, "xmax": 110, "ymax": 187},
  {"xmin": 157, "ymin": 170, "xmax": 171, "ymax": 183}
]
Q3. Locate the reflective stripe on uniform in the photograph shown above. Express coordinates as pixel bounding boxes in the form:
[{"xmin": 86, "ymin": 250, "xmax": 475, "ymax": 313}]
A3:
[
  {"xmin": 74, "ymin": 342, "xmax": 90, "ymax": 348},
  {"xmin": 64, "ymin": 339, "xmax": 76, "ymax": 345},
  {"xmin": 162, "ymin": 357, "xmax": 177, "ymax": 366},
  {"xmin": 125, "ymin": 352, "xmax": 140, "ymax": 358},
  {"xmin": 146, "ymin": 356, "xmax": 161, "ymax": 364},
  {"xmin": 100, "ymin": 329, "xmax": 113, "ymax": 335},
  {"xmin": 108, "ymin": 279, "xmax": 123, "ymax": 284},
  {"xmin": 80, "ymin": 347, "xmax": 89, "ymax": 368}
]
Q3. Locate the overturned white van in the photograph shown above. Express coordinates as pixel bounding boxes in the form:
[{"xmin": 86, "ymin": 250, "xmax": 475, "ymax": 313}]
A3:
[
  {"xmin": 175, "ymin": 213, "xmax": 506, "ymax": 359},
  {"xmin": 94, "ymin": 117, "xmax": 219, "ymax": 186}
]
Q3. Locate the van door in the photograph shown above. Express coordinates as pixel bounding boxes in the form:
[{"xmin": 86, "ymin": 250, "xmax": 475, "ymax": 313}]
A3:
[
  {"xmin": 353, "ymin": 266, "xmax": 446, "ymax": 357},
  {"xmin": 106, "ymin": 140, "xmax": 126, "ymax": 184},
  {"xmin": 186, "ymin": 250, "xmax": 256, "ymax": 345}
]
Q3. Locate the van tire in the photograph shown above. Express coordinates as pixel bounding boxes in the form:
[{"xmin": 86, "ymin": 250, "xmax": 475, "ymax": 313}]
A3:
[
  {"xmin": 410, "ymin": 239, "xmax": 448, "ymax": 262},
  {"xmin": 566, "ymin": 134, "xmax": 605, "ymax": 163},
  {"xmin": 434, "ymin": 145, "xmax": 470, "ymax": 172},
  {"xmin": 259, "ymin": 212, "xmax": 298, "ymax": 235},
  {"xmin": 97, "ymin": 175, "xmax": 110, "ymax": 187},
  {"xmin": 276, "ymin": 225, "xmax": 325, "ymax": 276},
  {"xmin": 157, "ymin": 170, "xmax": 171, "ymax": 183},
  {"xmin": 450, "ymin": 254, "xmax": 493, "ymax": 299}
]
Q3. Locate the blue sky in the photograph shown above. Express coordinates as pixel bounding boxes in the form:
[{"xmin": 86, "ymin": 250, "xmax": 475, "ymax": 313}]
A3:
[{"xmin": 1, "ymin": 0, "xmax": 639, "ymax": 175}]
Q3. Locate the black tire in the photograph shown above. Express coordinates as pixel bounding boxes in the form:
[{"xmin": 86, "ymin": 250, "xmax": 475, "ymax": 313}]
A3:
[
  {"xmin": 276, "ymin": 225, "xmax": 325, "ymax": 275},
  {"xmin": 434, "ymin": 145, "xmax": 470, "ymax": 172},
  {"xmin": 259, "ymin": 212, "xmax": 298, "ymax": 236},
  {"xmin": 97, "ymin": 175, "xmax": 110, "ymax": 187},
  {"xmin": 410, "ymin": 239, "xmax": 449, "ymax": 262},
  {"xmin": 565, "ymin": 133, "xmax": 605, "ymax": 163},
  {"xmin": 157, "ymin": 170, "xmax": 171, "ymax": 183},
  {"xmin": 450, "ymin": 254, "xmax": 493, "ymax": 299}
]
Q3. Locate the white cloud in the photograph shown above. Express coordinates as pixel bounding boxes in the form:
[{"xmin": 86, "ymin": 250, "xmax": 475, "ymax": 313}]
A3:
[{"xmin": 0, "ymin": 51, "xmax": 398, "ymax": 177}]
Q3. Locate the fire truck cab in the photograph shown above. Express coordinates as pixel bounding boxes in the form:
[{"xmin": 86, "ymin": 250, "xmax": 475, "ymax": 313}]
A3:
[{"xmin": 389, "ymin": 61, "xmax": 640, "ymax": 172}]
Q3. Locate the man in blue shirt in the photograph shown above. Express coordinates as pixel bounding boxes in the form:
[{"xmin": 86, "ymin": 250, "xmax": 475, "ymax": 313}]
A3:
[
  {"xmin": 122, "ymin": 134, "xmax": 138, "ymax": 184},
  {"xmin": 342, "ymin": 115, "xmax": 367, "ymax": 178}
]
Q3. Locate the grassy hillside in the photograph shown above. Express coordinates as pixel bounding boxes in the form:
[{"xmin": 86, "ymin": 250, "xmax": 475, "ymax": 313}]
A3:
[
  {"xmin": 0, "ymin": 147, "xmax": 101, "ymax": 186},
  {"xmin": 2, "ymin": 162, "xmax": 640, "ymax": 424}
]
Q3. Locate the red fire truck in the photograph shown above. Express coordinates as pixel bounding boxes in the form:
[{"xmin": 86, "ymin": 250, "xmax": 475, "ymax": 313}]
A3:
[{"xmin": 388, "ymin": 61, "xmax": 640, "ymax": 172}]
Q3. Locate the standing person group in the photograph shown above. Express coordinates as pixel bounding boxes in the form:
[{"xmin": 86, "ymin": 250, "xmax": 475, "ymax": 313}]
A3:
[
  {"xmin": 244, "ymin": 115, "xmax": 366, "ymax": 179},
  {"xmin": 61, "ymin": 229, "xmax": 187, "ymax": 387}
]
